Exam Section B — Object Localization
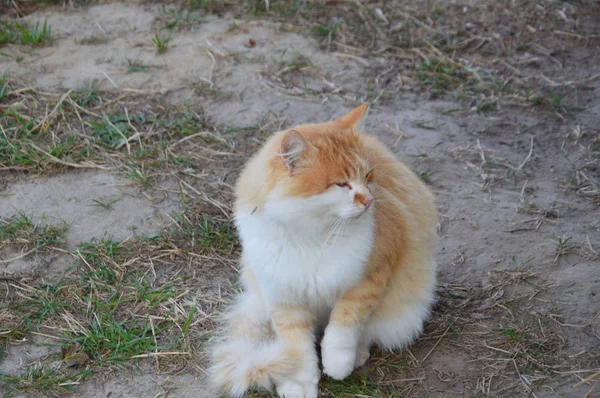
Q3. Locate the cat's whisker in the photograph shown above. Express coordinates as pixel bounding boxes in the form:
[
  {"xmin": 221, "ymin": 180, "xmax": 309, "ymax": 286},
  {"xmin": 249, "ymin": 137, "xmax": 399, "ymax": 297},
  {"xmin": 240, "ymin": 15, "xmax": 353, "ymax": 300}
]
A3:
[
  {"xmin": 330, "ymin": 217, "xmax": 347, "ymax": 245},
  {"xmin": 332, "ymin": 218, "xmax": 349, "ymax": 244},
  {"xmin": 323, "ymin": 217, "xmax": 343, "ymax": 247}
]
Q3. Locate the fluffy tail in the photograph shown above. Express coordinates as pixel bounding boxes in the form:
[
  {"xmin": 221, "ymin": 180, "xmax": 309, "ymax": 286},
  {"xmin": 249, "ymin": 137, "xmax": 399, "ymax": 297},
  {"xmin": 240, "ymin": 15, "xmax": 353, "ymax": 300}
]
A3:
[
  {"xmin": 210, "ymin": 337, "xmax": 300, "ymax": 397},
  {"xmin": 209, "ymin": 292, "xmax": 300, "ymax": 396}
]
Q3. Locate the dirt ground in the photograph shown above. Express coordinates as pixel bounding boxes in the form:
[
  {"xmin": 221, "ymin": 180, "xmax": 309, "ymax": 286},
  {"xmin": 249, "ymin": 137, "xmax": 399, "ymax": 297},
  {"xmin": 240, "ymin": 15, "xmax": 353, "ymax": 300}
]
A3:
[{"xmin": 1, "ymin": 1, "xmax": 599, "ymax": 397}]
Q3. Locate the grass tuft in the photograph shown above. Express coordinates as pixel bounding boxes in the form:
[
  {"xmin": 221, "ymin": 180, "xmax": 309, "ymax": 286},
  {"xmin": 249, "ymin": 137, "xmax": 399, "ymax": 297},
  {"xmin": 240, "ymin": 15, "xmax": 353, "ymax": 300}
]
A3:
[
  {"xmin": 152, "ymin": 32, "xmax": 171, "ymax": 55},
  {"xmin": 0, "ymin": 366, "xmax": 90, "ymax": 397},
  {"xmin": 17, "ymin": 20, "xmax": 52, "ymax": 46},
  {"xmin": 125, "ymin": 59, "xmax": 161, "ymax": 73},
  {"xmin": 0, "ymin": 208, "xmax": 237, "ymax": 395},
  {"xmin": 0, "ymin": 212, "xmax": 66, "ymax": 255}
]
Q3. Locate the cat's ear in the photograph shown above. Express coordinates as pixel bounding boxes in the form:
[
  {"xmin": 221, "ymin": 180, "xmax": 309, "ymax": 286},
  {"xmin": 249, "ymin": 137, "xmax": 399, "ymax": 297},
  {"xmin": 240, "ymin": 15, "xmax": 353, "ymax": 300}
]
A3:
[
  {"xmin": 336, "ymin": 102, "xmax": 369, "ymax": 133},
  {"xmin": 280, "ymin": 130, "xmax": 308, "ymax": 172}
]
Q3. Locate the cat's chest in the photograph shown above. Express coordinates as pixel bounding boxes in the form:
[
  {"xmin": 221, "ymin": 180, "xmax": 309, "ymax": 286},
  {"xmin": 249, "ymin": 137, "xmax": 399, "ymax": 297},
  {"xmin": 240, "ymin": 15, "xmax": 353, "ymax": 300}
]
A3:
[{"xmin": 238, "ymin": 215, "xmax": 375, "ymax": 304}]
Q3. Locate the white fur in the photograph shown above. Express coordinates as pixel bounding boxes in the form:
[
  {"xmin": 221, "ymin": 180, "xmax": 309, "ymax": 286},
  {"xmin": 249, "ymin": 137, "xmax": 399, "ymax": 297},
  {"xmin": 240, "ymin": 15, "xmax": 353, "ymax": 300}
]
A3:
[
  {"xmin": 321, "ymin": 324, "xmax": 362, "ymax": 380},
  {"xmin": 236, "ymin": 186, "xmax": 375, "ymax": 309},
  {"xmin": 275, "ymin": 346, "xmax": 320, "ymax": 398},
  {"xmin": 233, "ymin": 182, "xmax": 375, "ymax": 396},
  {"xmin": 224, "ymin": 175, "xmax": 434, "ymax": 394},
  {"xmin": 210, "ymin": 339, "xmax": 282, "ymax": 397},
  {"xmin": 364, "ymin": 295, "xmax": 435, "ymax": 351}
]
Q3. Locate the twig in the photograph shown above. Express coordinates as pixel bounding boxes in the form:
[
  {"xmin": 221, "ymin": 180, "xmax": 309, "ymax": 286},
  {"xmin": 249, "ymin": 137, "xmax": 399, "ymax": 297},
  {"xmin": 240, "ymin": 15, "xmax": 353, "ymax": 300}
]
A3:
[
  {"xmin": 129, "ymin": 351, "xmax": 190, "ymax": 359},
  {"xmin": 476, "ymin": 139, "xmax": 487, "ymax": 163},
  {"xmin": 380, "ymin": 377, "xmax": 425, "ymax": 385},
  {"xmin": 204, "ymin": 47, "xmax": 217, "ymax": 87},
  {"xmin": 170, "ymin": 131, "xmax": 221, "ymax": 148},
  {"xmin": 29, "ymin": 89, "xmax": 72, "ymax": 134},
  {"xmin": 518, "ymin": 136, "xmax": 534, "ymax": 170},
  {"xmin": 0, "ymin": 248, "xmax": 35, "ymax": 263},
  {"xmin": 554, "ymin": 30, "xmax": 600, "ymax": 40},
  {"xmin": 331, "ymin": 52, "xmax": 370, "ymax": 66},
  {"xmin": 396, "ymin": 11, "xmax": 440, "ymax": 34},
  {"xmin": 419, "ymin": 326, "xmax": 450, "ymax": 365},
  {"xmin": 513, "ymin": 359, "xmax": 538, "ymax": 398},
  {"xmin": 103, "ymin": 115, "xmax": 131, "ymax": 154},
  {"xmin": 29, "ymin": 142, "xmax": 112, "ymax": 170},
  {"xmin": 575, "ymin": 369, "xmax": 600, "ymax": 387},
  {"xmin": 102, "ymin": 72, "xmax": 119, "ymax": 89}
]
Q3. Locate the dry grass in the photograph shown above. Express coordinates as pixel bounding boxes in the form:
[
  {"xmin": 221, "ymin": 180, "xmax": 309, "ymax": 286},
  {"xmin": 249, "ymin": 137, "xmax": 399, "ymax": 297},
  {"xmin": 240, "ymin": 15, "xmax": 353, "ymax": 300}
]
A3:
[
  {"xmin": 1, "ymin": 0, "xmax": 599, "ymax": 397},
  {"xmin": 0, "ymin": 77, "xmax": 247, "ymax": 396},
  {"xmin": 0, "ymin": 204, "xmax": 239, "ymax": 396}
]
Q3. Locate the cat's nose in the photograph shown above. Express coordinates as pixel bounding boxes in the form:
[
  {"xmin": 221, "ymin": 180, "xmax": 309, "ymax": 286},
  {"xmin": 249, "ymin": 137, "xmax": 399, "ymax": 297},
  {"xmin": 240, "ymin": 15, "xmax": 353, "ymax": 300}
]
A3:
[{"xmin": 355, "ymin": 192, "xmax": 373, "ymax": 209}]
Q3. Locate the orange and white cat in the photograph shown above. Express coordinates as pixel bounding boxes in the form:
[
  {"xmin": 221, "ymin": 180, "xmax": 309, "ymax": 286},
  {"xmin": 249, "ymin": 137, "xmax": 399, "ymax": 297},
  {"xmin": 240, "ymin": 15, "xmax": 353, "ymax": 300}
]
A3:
[{"xmin": 210, "ymin": 103, "xmax": 438, "ymax": 398}]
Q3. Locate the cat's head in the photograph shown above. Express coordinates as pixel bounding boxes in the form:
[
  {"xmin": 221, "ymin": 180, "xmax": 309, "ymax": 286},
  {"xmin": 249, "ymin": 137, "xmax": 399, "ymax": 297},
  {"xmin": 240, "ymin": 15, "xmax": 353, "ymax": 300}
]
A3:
[{"xmin": 264, "ymin": 103, "xmax": 375, "ymax": 222}]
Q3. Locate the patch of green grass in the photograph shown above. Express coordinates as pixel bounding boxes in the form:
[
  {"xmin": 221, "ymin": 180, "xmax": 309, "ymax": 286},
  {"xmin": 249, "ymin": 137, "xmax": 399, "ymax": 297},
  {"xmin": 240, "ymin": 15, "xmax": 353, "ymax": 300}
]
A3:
[
  {"xmin": 415, "ymin": 58, "xmax": 474, "ymax": 99},
  {"xmin": 0, "ymin": 212, "xmax": 66, "ymax": 253},
  {"xmin": 13, "ymin": 280, "xmax": 73, "ymax": 324},
  {"xmin": 419, "ymin": 171, "xmax": 432, "ymax": 184},
  {"xmin": 0, "ymin": 70, "xmax": 9, "ymax": 100},
  {"xmin": 152, "ymin": 32, "xmax": 171, "ymax": 55},
  {"xmin": 501, "ymin": 327, "xmax": 522, "ymax": 341},
  {"xmin": 530, "ymin": 87, "xmax": 585, "ymax": 117},
  {"xmin": 66, "ymin": 310, "xmax": 161, "ymax": 363},
  {"xmin": 153, "ymin": 106, "xmax": 225, "ymax": 145},
  {"xmin": 312, "ymin": 17, "xmax": 344, "ymax": 41},
  {"xmin": 122, "ymin": 163, "xmax": 152, "ymax": 187},
  {"xmin": 162, "ymin": 7, "xmax": 205, "ymax": 30},
  {"xmin": 553, "ymin": 235, "xmax": 575, "ymax": 262},
  {"xmin": 414, "ymin": 55, "xmax": 587, "ymax": 115},
  {"xmin": 496, "ymin": 318, "xmax": 563, "ymax": 373},
  {"xmin": 88, "ymin": 197, "xmax": 121, "ymax": 210},
  {"xmin": 159, "ymin": 107, "xmax": 206, "ymax": 136},
  {"xmin": 78, "ymin": 238, "xmax": 122, "ymax": 262},
  {"xmin": 89, "ymin": 113, "xmax": 144, "ymax": 148},
  {"xmin": 414, "ymin": 56, "xmax": 526, "ymax": 112},
  {"xmin": 73, "ymin": 84, "xmax": 102, "ymax": 107},
  {"xmin": 0, "ymin": 98, "xmax": 97, "ymax": 170},
  {"xmin": 321, "ymin": 373, "xmax": 392, "ymax": 397},
  {"xmin": 168, "ymin": 211, "xmax": 237, "ymax": 254},
  {"xmin": 2, "ymin": 206, "xmax": 234, "ymax": 393},
  {"xmin": 17, "ymin": 20, "xmax": 52, "ymax": 46},
  {"xmin": 0, "ymin": 20, "xmax": 19, "ymax": 45},
  {"xmin": 0, "ymin": 366, "xmax": 90, "ymax": 397}
]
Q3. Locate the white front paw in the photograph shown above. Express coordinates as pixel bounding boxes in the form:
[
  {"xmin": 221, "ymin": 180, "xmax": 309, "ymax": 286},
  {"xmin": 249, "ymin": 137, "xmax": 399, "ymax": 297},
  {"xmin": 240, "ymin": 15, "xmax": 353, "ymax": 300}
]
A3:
[
  {"xmin": 322, "ymin": 345, "xmax": 356, "ymax": 380},
  {"xmin": 321, "ymin": 325, "xmax": 360, "ymax": 380}
]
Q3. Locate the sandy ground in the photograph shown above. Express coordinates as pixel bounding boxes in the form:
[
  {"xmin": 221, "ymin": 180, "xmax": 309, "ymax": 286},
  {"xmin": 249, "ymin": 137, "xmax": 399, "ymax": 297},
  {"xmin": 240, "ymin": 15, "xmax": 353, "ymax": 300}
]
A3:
[{"xmin": 1, "ymin": 1, "xmax": 599, "ymax": 397}]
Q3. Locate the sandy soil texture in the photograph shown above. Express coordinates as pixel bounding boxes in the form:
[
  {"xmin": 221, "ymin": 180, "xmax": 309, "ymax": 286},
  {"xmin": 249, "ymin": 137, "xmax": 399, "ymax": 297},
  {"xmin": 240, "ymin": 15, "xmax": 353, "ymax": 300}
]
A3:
[{"xmin": 0, "ymin": 1, "xmax": 599, "ymax": 397}]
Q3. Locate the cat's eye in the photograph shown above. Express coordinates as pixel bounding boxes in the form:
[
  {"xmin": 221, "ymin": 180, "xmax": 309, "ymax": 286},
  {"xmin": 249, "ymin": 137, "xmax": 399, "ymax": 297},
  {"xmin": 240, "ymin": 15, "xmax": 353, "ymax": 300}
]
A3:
[
  {"xmin": 365, "ymin": 171, "xmax": 373, "ymax": 180},
  {"xmin": 336, "ymin": 182, "xmax": 350, "ymax": 189}
]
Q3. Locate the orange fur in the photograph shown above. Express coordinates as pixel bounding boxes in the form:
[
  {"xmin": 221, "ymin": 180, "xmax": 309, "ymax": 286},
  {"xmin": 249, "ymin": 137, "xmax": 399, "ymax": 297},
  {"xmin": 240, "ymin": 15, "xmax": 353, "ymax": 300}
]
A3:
[{"xmin": 211, "ymin": 103, "xmax": 438, "ymax": 396}]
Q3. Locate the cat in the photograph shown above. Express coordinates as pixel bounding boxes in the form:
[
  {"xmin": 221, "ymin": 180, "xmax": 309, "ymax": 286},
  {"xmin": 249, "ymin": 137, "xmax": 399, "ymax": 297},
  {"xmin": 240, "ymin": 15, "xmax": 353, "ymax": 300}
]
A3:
[{"xmin": 210, "ymin": 103, "xmax": 438, "ymax": 398}]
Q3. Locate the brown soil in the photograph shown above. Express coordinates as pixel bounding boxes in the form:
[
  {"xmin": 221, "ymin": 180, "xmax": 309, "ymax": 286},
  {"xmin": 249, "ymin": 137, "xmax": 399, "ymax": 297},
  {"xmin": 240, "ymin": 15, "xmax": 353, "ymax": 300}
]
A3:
[{"xmin": 1, "ymin": 1, "xmax": 599, "ymax": 397}]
